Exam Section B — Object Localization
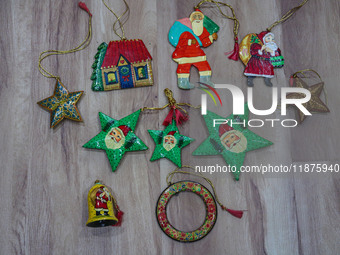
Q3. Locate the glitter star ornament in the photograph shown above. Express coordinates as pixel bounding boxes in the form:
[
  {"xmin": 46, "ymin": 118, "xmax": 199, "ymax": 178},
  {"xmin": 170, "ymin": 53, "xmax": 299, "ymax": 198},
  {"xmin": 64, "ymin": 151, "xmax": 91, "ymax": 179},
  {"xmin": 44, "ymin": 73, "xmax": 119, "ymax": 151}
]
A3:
[
  {"xmin": 37, "ymin": 79, "xmax": 83, "ymax": 128},
  {"xmin": 83, "ymin": 110, "xmax": 148, "ymax": 172},
  {"xmin": 148, "ymin": 120, "xmax": 194, "ymax": 167},
  {"xmin": 192, "ymin": 104, "xmax": 273, "ymax": 180},
  {"xmin": 287, "ymin": 77, "xmax": 330, "ymax": 124}
]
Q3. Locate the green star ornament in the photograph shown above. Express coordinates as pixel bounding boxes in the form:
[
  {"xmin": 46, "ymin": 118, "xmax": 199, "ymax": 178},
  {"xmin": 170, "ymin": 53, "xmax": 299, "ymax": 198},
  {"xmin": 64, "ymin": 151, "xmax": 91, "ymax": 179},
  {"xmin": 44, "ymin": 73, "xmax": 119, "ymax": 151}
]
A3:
[
  {"xmin": 148, "ymin": 120, "xmax": 194, "ymax": 167},
  {"xmin": 37, "ymin": 79, "xmax": 83, "ymax": 128},
  {"xmin": 83, "ymin": 110, "xmax": 148, "ymax": 172},
  {"xmin": 193, "ymin": 104, "xmax": 273, "ymax": 180}
]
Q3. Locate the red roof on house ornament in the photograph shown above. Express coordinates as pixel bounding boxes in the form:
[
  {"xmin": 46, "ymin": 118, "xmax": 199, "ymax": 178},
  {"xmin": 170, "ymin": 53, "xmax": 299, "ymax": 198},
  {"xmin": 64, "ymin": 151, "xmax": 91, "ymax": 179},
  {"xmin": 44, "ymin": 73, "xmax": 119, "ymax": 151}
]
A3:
[{"xmin": 101, "ymin": 39, "xmax": 152, "ymax": 69}]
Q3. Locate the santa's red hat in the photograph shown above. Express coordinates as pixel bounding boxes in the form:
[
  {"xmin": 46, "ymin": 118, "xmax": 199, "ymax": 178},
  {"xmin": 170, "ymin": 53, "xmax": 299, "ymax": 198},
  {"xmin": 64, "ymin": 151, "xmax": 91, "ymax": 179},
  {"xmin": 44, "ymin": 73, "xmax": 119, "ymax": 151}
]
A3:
[
  {"xmin": 167, "ymin": 131, "xmax": 176, "ymax": 136},
  {"xmin": 219, "ymin": 123, "xmax": 234, "ymax": 137},
  {"xmin": 118, "ymin": 125, "xmax": 131, "ymax": 136},
  {"xmin": 257, "ymin": 31, "xmax": 268, "ymax": 43}
]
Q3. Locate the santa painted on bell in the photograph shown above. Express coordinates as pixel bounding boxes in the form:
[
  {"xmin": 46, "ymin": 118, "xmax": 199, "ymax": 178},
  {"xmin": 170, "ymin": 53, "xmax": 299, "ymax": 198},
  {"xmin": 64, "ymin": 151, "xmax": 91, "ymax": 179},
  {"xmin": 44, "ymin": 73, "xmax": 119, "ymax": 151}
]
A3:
[
  {"xmin": 105, "ymin": 125, "xmax": 131, "ymax": 150},
  {"xmin": 171, "ymin": 9, "xmax": 218, "ymax": 89},
  {"xmin": 95, "ymin": 186, "xmax": 111, "ymax": 216},
  {"xmin": 244, "ymin": 31, "xmax": 281, "ymax": 87},
  {"xmin": 219, "ymin": 123, "xmax": 247, "ymax": 153},
  {"xmin": 163, "ymin": 131, "xmax": 177, "ymax": 151}
]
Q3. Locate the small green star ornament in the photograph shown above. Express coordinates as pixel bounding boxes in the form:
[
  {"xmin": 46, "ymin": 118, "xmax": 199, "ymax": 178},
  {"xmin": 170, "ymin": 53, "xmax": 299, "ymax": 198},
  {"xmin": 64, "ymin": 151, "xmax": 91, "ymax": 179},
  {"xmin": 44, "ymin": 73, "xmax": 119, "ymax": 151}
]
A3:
[
  {"xmin": 192, "ymin": 104, "xmax": 273, "ymax": 180},
  {"xmin": 37, "ymin": 79, "xmax": 83, "ymax": 128},
  {"xmin": 148, "ymin": 120, "xmax": 194, "ymax": 167},
  {"xmin": 83, "ymin": 110, "xmax": 148, "ymax": 172}
]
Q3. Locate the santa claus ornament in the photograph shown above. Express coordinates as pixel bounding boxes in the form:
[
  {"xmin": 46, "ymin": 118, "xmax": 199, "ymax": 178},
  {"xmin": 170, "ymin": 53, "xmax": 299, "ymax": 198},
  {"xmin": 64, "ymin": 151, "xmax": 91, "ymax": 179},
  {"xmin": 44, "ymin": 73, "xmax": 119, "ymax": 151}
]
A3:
[
  {"xmin": 156, "ymin": 166, "xmax": 244, "ymax": 242},
  {"xmin": 91, "ymin": 0, "xmax": 153, "ymax": 91},
  {"xmin": 83, "ymin": 110, "xmax": 148, "ymax": 172},
  {"xmin": 287, "ymin": 69, "xmax": 330, "ymax": 124},
  {"xmin": 148, "ymin": 120, "xmax": 194, "ymax": 167},
  {"xmin": 37, "ymin": 2, "xmax": 92, "ymax": 128},
  {"xmin": 86, "ymin": 180, "xmax": 124, "ymax": 227},
  {"xmin": 169, "ymin": 0, "xmax": 239, "ymax": 89},
  {"xmin": 238, "ymin": 0, "xmax": 309, "ymax": 87},
  {"xmin": 192, "ymin": 104, "xmax": 273, "ymax": 180},
  {"xmin": 141, "ymin": 89, "xmax": 199, "ymax": 167}
]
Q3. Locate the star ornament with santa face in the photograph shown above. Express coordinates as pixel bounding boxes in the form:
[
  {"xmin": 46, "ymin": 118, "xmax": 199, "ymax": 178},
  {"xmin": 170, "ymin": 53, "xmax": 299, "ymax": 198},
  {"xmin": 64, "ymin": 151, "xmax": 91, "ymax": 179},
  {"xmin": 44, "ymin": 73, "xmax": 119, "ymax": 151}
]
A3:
[
  {"xmin": 37, "ymin": 79, "xmax": 83, "ymax": 128},
  {"xmin": 148, "ymin": 120, "xmax": 194, "ymax": 167},
  {"xmin": 287, "ymin": 77, "xmax": 330, "ymax": 124},
  {"xmin": 83, "ymin": 110, "xmax": 148, "ymax": 172},
  {"xmin": 192, "ymin": 105, "xmax": 273, "ymax": 180}
]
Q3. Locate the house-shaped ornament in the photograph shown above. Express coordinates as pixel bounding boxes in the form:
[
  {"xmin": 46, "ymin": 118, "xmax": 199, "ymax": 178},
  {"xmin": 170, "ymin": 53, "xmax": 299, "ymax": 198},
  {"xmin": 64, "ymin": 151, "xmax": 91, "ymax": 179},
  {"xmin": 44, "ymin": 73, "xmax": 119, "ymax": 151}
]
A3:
[{"xmin": 91, "ymin": 39, "xmax": 153, "ymax": 91}]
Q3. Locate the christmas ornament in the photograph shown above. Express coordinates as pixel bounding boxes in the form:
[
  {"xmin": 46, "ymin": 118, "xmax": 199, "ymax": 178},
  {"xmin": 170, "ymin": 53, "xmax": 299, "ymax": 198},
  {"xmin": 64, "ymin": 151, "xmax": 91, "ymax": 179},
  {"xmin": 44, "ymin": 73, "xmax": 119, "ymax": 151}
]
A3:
[
  {"xmin": 287, "ymin": 69, "xmax": 330, "ymax": 124},
  {"xmin": 37, "ymin": 2, "xmax": 92, "ymax": 128},
  {"xmin": 148, "ymin": 120, "xmax": 194, "ymax": 167},
  {"xmin": 141, "ymin": 88, "xmax": 200, "ymax": 126},
  {"xmin": 86, "ymin": 180, "xmax": 124, "ymax": 227},
  {"xmin": 37, "ymin": 80, "xmax": 83, "ymax": 128},
  {"xmin": 83, "ymin": 110, "xmax": 148, "ymax": 172},
  {"xmin": 192, "ymin": 104, "xmax": 273, "ymax": 180},
  {"xmin": 91, "ymin": 0, "xmax": 153, "ymax": 91},
  {"xmin": 156, "ymin": 166, "xmax": 244, "ymax": 242},
  {"xmin": 238, "ymin": 0, "xmax": 309, "ymax": 87},
  {"xmin": 169, "ymin": 0, "xmax": 239, "ymax": 89}
]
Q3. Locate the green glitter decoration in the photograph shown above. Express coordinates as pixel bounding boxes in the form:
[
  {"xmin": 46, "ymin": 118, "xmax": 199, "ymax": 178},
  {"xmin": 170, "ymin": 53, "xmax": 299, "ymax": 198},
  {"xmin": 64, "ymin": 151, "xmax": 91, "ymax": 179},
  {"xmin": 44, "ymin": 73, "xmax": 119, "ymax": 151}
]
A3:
[
  {"xmin": 192, "ymin": 104, "xmax": 273, "ymax": 180},
  {"xmin": 83, "ymin": 110, "xmax": 148, "ymax": 172}
]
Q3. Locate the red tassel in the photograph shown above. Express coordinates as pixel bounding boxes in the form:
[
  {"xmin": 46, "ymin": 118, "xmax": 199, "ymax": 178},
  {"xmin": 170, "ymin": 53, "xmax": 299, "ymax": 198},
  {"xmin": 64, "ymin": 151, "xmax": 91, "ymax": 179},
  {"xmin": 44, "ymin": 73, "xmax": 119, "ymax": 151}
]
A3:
[
  {"xmin": 225, "ymin": 208, "xmax": 243, "ymax": 218},
  {"xmin": 175, "ymin": 109, "xmax": 188, "ymax": 126},
  {"xmin": 289, "ymin": 76, "xmax": 294, "ymax": 87},
  {"xmin": 225, "ymin": 38, "xmax": 239, "ymax": 61},
  {"xmin": 112, "ymin": 210, "xmax": 124, "ymax": 227},
  {"xmin": 78, "ymin": 2, "xmax": 92, "ymax": 16},
  {"xmin": 163, "ymin": 108, "xmax": 174, "ymax": 126},
  {"xmin": 221, "ymin": 205, "xmax": 244, "ymax": 218}
]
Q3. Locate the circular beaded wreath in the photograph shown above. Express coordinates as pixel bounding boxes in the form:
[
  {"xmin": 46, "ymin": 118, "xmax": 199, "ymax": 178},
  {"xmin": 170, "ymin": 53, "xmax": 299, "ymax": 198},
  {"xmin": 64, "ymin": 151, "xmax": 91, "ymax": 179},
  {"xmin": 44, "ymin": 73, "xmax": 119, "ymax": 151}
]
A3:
[{"xmin": 156, "ymin": 181, "xmax": 217, "ymax": 242}]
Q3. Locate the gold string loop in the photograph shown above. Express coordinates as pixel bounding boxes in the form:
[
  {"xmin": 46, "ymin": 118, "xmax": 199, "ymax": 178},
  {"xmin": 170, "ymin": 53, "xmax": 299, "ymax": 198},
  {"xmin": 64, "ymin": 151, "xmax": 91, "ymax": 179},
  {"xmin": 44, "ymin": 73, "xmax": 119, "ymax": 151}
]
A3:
[
  {"xmin": 102, "ymin": 0, "xmax": 130, "ymax": 40},
  {"xmin": 292, "ymin": 68, "xmax": 322, "ymax": 80},
  {"xmin": 141, "ymin": 89, "xmax": 200, "ymax": 113},
  {"xmin": 194, "ymin": 0, "xmax": 239, "ymax": 41},
  {"xmin": 38, "ymin": 3, "xmax": 92, "ymax": 80},
  {"xmin": 267, "ymin": 0, "xmax": 309, "ymax": 31},
  {"xmin": 292, "ymin": 69, "xmax": 328, "ymax": 106}
]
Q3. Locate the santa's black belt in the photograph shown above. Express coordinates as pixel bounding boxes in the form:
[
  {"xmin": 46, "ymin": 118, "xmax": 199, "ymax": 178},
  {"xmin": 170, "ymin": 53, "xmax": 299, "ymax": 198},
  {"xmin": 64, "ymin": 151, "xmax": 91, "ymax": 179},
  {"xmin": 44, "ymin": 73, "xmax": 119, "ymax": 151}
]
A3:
[{"xmin": 252, "ymin": 55, "xmax": 270, "ymax": 61}]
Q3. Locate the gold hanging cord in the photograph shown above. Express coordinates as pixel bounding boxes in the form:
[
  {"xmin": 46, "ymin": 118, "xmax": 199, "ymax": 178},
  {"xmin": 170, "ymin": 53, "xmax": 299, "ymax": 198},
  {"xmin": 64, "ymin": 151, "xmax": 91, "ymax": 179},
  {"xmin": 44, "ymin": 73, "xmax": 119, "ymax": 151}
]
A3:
[
  {"xmin": 267, "ymin": 0, "xmax": 309, "ymax": 31},
  {"xmin": 38, "ymin": 2, "xmax": 92, "ymax": 81},
  {"xmin": 141, "ymin": 88, "xmax": 200, "ymax": 113},
  {"xmin": 292, "ymin": 68, "xmax": 328, "ymax": 106},
  {"xmin": 102, "ymin": 0, "xmax": 129, "ymax": 40},
  {"xmin": 194, "ymin": 0, "xmax": 239, "ymax": 41}
]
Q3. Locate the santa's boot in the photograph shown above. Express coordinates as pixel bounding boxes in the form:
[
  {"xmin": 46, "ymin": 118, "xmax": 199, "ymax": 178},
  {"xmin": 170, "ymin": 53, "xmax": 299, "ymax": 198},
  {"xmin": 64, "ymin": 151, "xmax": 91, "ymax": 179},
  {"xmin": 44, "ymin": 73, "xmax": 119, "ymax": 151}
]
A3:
[
  {"xmin": 96, "ymin": 211, "xmax": 101, "ymax": 216},
  {"xmin": 177, "ymin": 77, "xmax": 195, "ymax": 90},
  {"xmin": 247, "ymin": 76, "xmax": 255, "ymax": 87},
  {"xmin": 264, "ymin": 78, "xmax": 273, "ymax": 87},
  {"xmin": 199, "ymin": 75, "xmax": 215, "ymax": 88}
]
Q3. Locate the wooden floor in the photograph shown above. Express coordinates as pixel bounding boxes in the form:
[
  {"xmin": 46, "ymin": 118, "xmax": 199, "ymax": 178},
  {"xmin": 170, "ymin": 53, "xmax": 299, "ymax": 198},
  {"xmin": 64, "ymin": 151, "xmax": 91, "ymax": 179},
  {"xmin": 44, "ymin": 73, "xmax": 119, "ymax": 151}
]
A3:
[{"xmin": 0, "ymin": 0, "xmax": 339, "ymax": 254}]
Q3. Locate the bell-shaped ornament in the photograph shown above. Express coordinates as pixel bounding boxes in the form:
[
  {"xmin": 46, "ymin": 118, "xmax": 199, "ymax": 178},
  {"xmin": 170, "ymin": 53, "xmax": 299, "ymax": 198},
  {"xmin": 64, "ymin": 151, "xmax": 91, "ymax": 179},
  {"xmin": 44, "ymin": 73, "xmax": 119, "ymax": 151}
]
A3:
[{"xmin": 86, "ymin": 180, "xmax": 123, "ymax": 227}]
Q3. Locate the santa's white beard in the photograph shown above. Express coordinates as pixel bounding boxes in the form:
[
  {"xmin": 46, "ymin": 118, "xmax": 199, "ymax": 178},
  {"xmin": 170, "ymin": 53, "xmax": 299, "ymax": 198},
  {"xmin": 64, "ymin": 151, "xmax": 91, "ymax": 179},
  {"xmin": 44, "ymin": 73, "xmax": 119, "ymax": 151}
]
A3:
[
  {"xmin": 163, "ymin": 143, "xmax": 176, "ymax": 151},
  {"xmin": 265, "ymin": 41, "xmax": 278, "ymax": 51},
  {"xmin": 192, "ymin": 20, "xmax": 204, "ymax": 36},
  {"xmin": 229, "ymin": 140, "xmax": 247, "ymax": 153}
]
